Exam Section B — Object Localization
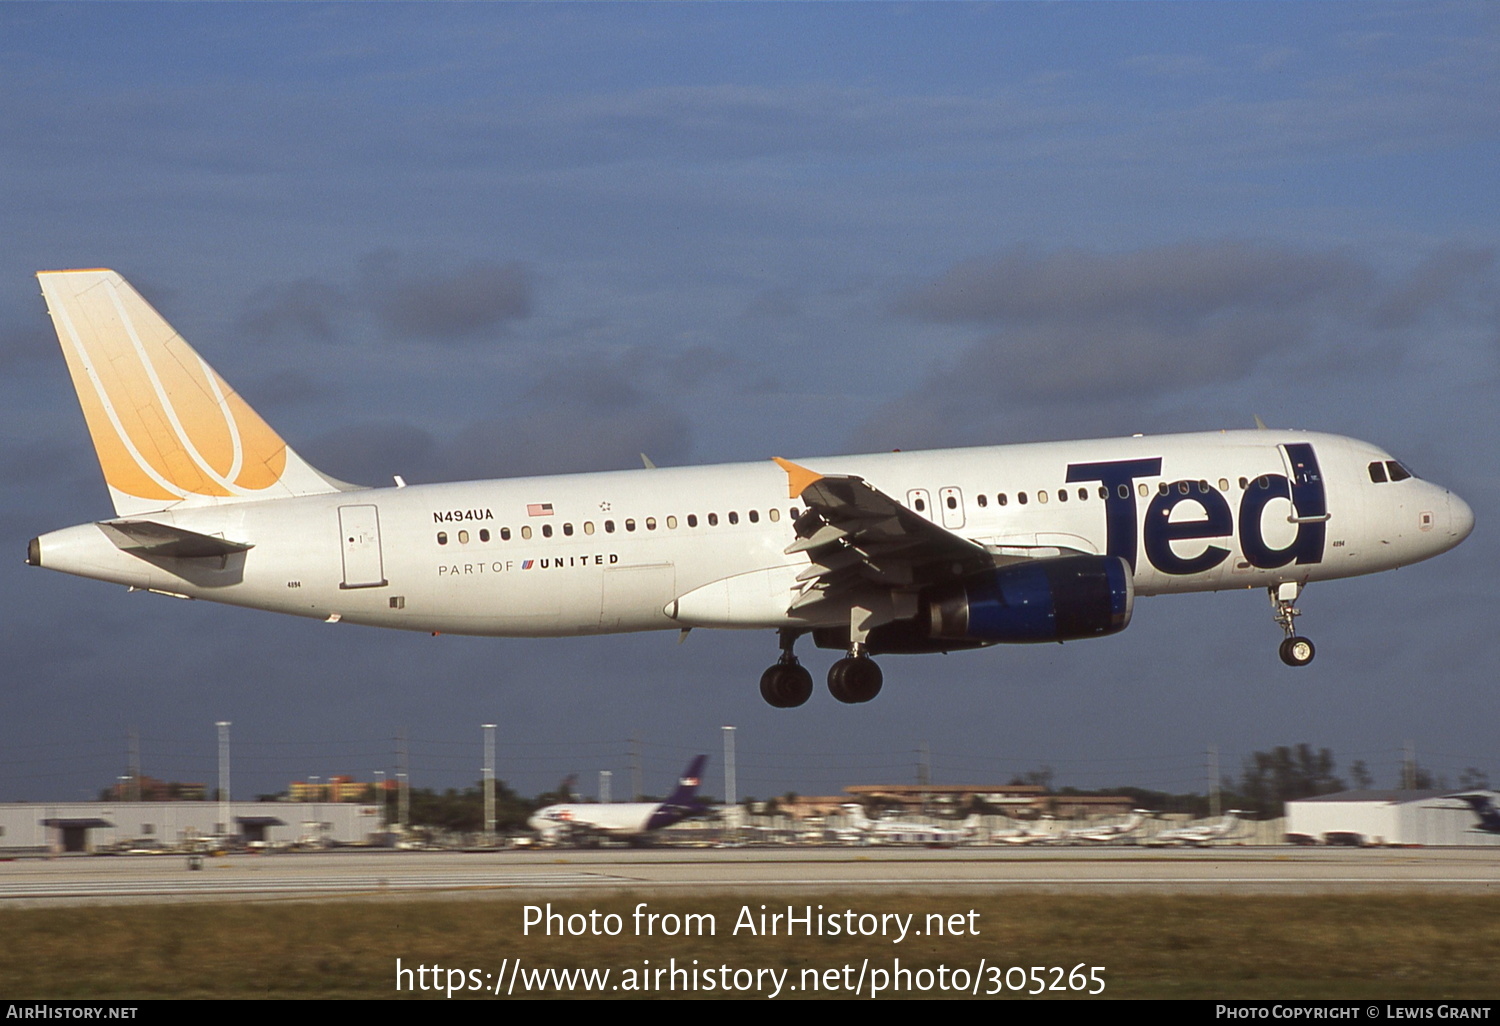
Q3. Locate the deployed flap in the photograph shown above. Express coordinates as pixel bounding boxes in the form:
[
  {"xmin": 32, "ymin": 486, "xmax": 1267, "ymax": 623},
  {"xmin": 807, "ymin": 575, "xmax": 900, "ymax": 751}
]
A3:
[
  {"xmin": 97, "ymin": 520, "xmax": 253, "ymax": 559},
  {"xmin": 773, "ymin": 457, "xmax": 995, "ymax": 611}
]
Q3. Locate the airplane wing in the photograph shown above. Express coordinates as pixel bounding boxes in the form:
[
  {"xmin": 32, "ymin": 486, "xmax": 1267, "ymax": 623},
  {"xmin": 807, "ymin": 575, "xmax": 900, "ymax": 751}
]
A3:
[{"xmin": 774, "ymin": 458, "xmax": 997, "ymax": 612}]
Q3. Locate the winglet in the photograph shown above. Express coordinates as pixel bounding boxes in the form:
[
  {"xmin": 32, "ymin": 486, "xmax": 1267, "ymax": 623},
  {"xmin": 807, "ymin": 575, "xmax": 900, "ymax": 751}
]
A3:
[{"xmin": 772, "ymin": 457, "xmax": 823, "ymax": 499}]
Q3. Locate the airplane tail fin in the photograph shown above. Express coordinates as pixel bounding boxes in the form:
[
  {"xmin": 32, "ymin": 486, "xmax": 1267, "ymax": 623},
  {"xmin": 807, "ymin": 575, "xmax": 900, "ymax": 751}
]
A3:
[
  {"xmin": 664, "ymin": 755, "xmax": 708, "ymax": 807},
  {"xmin": 37, "ymin": 269, "xmax": 352, "ymax": 517}
]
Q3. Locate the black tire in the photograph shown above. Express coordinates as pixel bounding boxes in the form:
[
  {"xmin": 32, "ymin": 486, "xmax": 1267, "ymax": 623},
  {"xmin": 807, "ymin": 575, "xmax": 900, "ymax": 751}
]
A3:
[
  {"xmin": 828, "ymin": 657, "xmax": 882, "ymax": 703},
  {"xmin": 1279, "ymin": 636, "xmax": 1315, "ymax": 667},
  {"xmin": 760, "ymin": 664, "xmax": 813, "ymax": 708}
]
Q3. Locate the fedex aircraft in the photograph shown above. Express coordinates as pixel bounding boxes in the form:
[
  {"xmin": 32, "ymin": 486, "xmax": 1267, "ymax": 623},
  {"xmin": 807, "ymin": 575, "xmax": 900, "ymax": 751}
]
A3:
[
  {"xmin": 528, "ymin": 755, "xmax": 708, "ymax": 843},
  {"xmin": 27, "ymin": 270, "xmax": 1474, "ymax": 708}
]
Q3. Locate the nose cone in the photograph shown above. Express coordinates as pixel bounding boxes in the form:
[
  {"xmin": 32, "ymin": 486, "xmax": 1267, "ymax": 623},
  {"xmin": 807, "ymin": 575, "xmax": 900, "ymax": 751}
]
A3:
[{"xmin": 1449, "ymin": 491, "xmax": 1476, "ymax": 545}]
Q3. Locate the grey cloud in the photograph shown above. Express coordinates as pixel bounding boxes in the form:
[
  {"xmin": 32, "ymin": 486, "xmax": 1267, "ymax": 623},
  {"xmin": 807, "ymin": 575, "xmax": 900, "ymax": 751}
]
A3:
[
  {"xmin": 1374, "ymin": 244, "xmax": 1495, "ymax": 329},
  {"xmin": 359, "ymin": 252, "xmax": 532, "ymax": 343},
  {"xmin": 300, "ymin": 421, "xmax": 440, "ymax": 488},
  {"xmin": 239, "ymin": 278, "xmax": 348, "ymax": 343},
  {"xmin": 859, "ymin": 240, "xmax": 1498, "ymax": 452},
  {"xmin": 298, "ymin": 353, "xmax": 690, "ymax": 485},
  {"xmin": 893, "ymin": 242, "xmax": 1373, "ymax": 326}
]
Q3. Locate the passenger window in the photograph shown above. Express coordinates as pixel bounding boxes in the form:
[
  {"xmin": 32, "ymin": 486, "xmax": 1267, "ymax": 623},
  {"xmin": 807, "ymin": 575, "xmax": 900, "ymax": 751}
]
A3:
[
  {"xmin": 1218, "ymin": 479, "xmax": 1229, "ymax": 492},
  {"xmin": 790, "ymin": 508, "xmax": 799, "ymax": 518},
  {"xmin": 521, "ymin": 526, "xmax": 532, "ymax": 540},
  {"xmin": 728, "ymin": 511, "xmax": 739, "ymax": 524},
  {"xmin": 625, "ymin": 519, "xmax": 636, "ymax": 532},
  {"xmin": 605, "ymin": 520, "xmax": 615, "ymax": 533},
  {"xmin": 480, "ymin": 529, "xmax": 490, "ymax": 542},
  {"xmin": 1078, "ymin": 488, "xmax": 1088, "ymax": 501},
  {"xmin": 1097, "ymin": 486, "xmax": 1107, "ymax": 500},
  {"xmin": 708, "ymin": 513, "xmax": 719, "ymax": 526},
  {"xmin": 667, "ymin": 515, "xmax": 678, "ymax": 529},
  {"xmin": 688, "ymin": 514, "xmax": 698, "ymax": 527},
  {"xmin": 1158, "ymin": 482, "xmax": 1169, "ymax": 496},
  {"xmin": 768, "ymin": 509, "xmax": 780, "ymax": 523},
  {"xmin": 1118, "ymin": 484, "xmax": 1130, "ymax": 500},
  {"xmin": 1138, "ymin": 483, "xmax": 1149, "ymax": 498},
  {"xmin": 584, "ymin": 522, "xmax": 595, "ymax": 535},
  {"xmin": 562, "ymin": 523, "xmax": 574, "ymax": 537},
  {"xmin": 1018, "ymin": 492, "xmax": 1028, "ymax": 505},
  {"xmin": 1198, "ymin": 480, "xmax": 1209, "ymax": 493},
  {"xmin": 458, "ymin": 530, "xmax": 469, "ymax": 544},
  {"xmin": 748, "ymin": 510, "xmax": 759, "ymax": 523},
  {"xmin": 646, "ymin": 517, "xmax": 657, "ymax": 530},
  {"xmin": 1038, "ymin": 490, "xmax": 1049, "ymax": 504},
  {"xmin": 1238, "ymin": 477, "xmax": 1248, "ymax": 490},
  {"xmin": 914, "ymin": 498, "xmax": 926, "ymax": 512},
  {"xmin": 946, "ymin": 496, "xmax": 957, "ymax": 509},
  {"xmin": 1178, "ymin": 481, "xmax": 1190, "ymax": 495},
  {"xmin": 437, "ymin": 532, "xmax": 448, "ymax": 545},
  {"xmin": 1057, "ymin": 489, "xmax": 1067, "ymax": 502},
  {"xmin": 976, "ymin": 494, "xmax": 987, "ymax": 508},
  {"xmin": 1258, "ymin": 476, "xmax": 1270, "ymax": 489},
  {"xmin": 501, "ymin": 527, "xmax": 511, "ymax": 541},
  {"xmin": 998, "ymin": 494, "xmax": 1008, "ymax": 506},
  {"xmin": 542, "ymin": 524, "xmax": 553, "ymax": 538}
]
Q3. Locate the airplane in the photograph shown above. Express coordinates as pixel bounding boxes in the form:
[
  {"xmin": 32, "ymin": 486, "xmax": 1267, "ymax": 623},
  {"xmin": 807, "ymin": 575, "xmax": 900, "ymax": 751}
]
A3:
[
  {"xmin": 1060, "ymin": 810, "xmax": 1148, "ymax": 844},
  {"xmin": 837, "ymin": 803, "xmax": 983, "ymax": 846},
  {"xmin": 1145, "ymin": 810, "xmax": 1246, "ymax": 847},
  {"xmin": 527, "ymin": 755, "xmax": 708, "ymax": 844},
  {"xmin": 1440, "ymin": 793, "xmax": 1500, "ymax": 834},
  {"xmin": 991, "ymin": 817, "xmax": 1060, "ymax": 845},
  {"xmin": 26, "ymin": 269, "xmax": 1475, "ymax": 708}
]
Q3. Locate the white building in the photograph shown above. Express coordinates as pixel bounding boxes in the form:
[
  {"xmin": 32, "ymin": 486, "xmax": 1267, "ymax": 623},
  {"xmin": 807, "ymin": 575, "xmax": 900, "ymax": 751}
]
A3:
[
  {"xmin": 0, "ymin": 801, "xmax": 384, "ymax": 854},
  {"xmin": 1285, "ymin": 790, "xmax": 1500, "ymax": 846}
]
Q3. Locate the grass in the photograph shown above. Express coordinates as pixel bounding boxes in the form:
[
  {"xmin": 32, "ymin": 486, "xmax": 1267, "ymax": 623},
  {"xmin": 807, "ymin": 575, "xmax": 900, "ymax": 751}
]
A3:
[{"xmin": 2, "ymin": 893, "xmax": 1499, "ymax": 999}]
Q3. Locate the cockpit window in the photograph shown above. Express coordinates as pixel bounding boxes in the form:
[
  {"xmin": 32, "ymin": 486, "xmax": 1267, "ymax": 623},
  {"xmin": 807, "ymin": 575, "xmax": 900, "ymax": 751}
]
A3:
[
  {"xmin": 1368, "ymin": 461, "xmax": 1388, "ymax": 484},
  {"xmin": 1386, "ymin": 461, "xmax": 1413, "ymax": 482}
]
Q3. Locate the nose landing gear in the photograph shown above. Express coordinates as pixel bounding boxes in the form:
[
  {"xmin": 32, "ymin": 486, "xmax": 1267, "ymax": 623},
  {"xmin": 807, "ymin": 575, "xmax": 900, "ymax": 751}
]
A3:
[{"xmin": 1270, "ymin": 582, "xmax": 1315, "ymax": 667}]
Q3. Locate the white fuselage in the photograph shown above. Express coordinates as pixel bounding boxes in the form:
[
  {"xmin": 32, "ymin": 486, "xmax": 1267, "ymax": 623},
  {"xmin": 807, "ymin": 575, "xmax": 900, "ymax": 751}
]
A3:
[{"xmin": 32, "ymin": 429, "xmax": 1472, "ymax": 638}]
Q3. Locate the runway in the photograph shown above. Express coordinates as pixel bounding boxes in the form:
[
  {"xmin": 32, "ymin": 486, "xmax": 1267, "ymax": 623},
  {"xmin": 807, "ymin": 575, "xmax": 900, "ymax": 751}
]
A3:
[{"xmin": 3, "ymin": 846, "xmax": 1498, "ymax": 905}]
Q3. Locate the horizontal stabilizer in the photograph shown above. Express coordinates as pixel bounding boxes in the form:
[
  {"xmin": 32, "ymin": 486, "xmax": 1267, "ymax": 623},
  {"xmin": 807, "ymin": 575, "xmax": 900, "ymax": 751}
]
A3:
[{"xmin": 97, "ymin": 520, "xmax": 253, "ymax": 559}]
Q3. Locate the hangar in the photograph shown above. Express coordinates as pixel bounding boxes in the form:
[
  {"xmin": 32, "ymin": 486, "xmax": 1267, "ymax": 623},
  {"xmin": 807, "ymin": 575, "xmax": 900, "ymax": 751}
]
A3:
[{"xmin": 1284, "ymin": 790, "xmax": 1500, "ymax": 846}]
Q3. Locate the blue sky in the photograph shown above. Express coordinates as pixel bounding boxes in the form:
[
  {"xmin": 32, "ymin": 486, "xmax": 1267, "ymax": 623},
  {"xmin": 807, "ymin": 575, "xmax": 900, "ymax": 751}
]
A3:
[{"xmin": 1, "ymin": 2, "xmax": 1496, "ymax": 804}]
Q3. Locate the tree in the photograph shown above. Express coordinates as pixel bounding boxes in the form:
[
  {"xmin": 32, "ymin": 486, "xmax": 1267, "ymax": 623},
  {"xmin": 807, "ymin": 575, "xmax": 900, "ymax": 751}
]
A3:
[{"xmin": 1234, "ymin": 744, "xmax": 1344, "ymax": 818}]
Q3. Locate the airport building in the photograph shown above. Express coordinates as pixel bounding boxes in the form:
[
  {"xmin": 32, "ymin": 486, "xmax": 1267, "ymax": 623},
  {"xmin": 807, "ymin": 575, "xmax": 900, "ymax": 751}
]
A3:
[
  {"xmin": 1284, "ymin": 790, "xmax": 1500, "ymax": 846},
  {"xmin": 0, "ymin": 801, "xmax": 385, "ymax": 854}
]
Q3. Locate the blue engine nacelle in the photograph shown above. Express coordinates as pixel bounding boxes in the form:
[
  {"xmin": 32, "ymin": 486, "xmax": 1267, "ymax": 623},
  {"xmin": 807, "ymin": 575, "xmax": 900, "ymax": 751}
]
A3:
[{"xmin": 924, "ymin": 555, "xmax": 1134, "ymax": 644}]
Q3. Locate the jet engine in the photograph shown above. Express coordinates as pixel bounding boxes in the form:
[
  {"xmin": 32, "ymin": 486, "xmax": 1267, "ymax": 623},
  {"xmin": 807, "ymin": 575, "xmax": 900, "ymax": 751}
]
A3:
[{"xmin": 813, "ymin": 555, "xmax": 1134, "ymax": 655}]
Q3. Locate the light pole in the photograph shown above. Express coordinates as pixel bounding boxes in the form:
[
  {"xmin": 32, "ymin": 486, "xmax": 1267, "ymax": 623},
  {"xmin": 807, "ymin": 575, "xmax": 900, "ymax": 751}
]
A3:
[
  {"xmin": 483, "ymin": 723, "xmax": 496, "ymax": 840},
  {"xmin": 216, "ymin": 721, "xmax": 231, "ymax": 843}
]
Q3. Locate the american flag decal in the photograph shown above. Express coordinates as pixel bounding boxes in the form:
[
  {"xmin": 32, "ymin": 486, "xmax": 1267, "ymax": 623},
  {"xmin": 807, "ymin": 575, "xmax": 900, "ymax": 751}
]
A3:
[{"xmin": 527, "ymin": 503, "xmax": 554, "ymax": 516}]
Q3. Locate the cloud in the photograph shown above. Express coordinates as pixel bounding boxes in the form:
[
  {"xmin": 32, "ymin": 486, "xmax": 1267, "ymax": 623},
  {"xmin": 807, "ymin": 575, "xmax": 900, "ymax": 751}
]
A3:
[
  {"xmin": 359, "ymin": 251, "xmax": 532, "ymax": 343},
  {"xmin": 857, "ymin": 240, "xmax": 1498, "ymax": 450},
  {"xmin": 234, "ymin": 253, "xmax": 533, "ymax": 347},
  {"xmin": 239, "ymin": 278, "xmax": 348, "ymax": 344},
  {"xmin": 299, "ymin": 352, "xmax": 691, "ymax": 485}
]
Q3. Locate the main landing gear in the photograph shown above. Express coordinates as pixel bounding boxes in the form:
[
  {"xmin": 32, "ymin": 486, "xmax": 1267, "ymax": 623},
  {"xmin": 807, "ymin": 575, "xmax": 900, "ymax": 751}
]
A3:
[
  {"xmin": 759, "ymin": 628, "xmax": 814, "ymax": 708},
  {"xmin": 758, "ymin": 631, "xmax": 883, "ymax": 707},
  {"xmin": 1270, "ymin": 582, "xmax": 1315, "ymax": 667}
]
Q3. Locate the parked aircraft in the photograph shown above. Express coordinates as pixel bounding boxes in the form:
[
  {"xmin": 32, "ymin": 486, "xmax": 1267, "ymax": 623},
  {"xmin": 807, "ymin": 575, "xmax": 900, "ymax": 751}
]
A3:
[
  {"xmin": 528, "ymin": 755, "xmax": 708, "ymax": 844},
  {"xmin": 838, "ymin": 803, "xmax": 982, "ymax": 845},
  {"xmin": 1145, "ymin": 810, "xmax": 1246, "ymax": 847},
  {"xmin": 990, "ymin": 817, "xmax": 1059, "ymax": 845},
  {"xmin": 1442, "ymin": 793, "xmax": 1500, "ymax": 834},
  {"xmin": 1060, "ymin": 811, "xmax": 1148, "ymax": 844},
  {"xmin": 27, "ymin": 270, "xmax": 1475, "ymax": 707}
]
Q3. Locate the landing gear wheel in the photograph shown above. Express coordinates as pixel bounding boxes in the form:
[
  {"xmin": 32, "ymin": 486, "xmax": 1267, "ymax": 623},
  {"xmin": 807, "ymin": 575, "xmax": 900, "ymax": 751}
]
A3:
[
  {"xmin": 759, "ymin": 663, "xmax": 814, "ymax": 708},
  {"xmin": 1279, "ymin": 636, "xmax": 1315, "ymax": 667},
  {"xmin": 827, "ymin": 657, "xmax": 882, "ymax": 704}
]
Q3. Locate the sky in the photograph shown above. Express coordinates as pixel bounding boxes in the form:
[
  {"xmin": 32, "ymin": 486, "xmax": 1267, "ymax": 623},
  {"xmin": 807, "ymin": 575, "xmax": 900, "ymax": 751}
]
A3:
[{"xmin": 1, "ymin": 2, "xmax": 1496, "ymax": 807}]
